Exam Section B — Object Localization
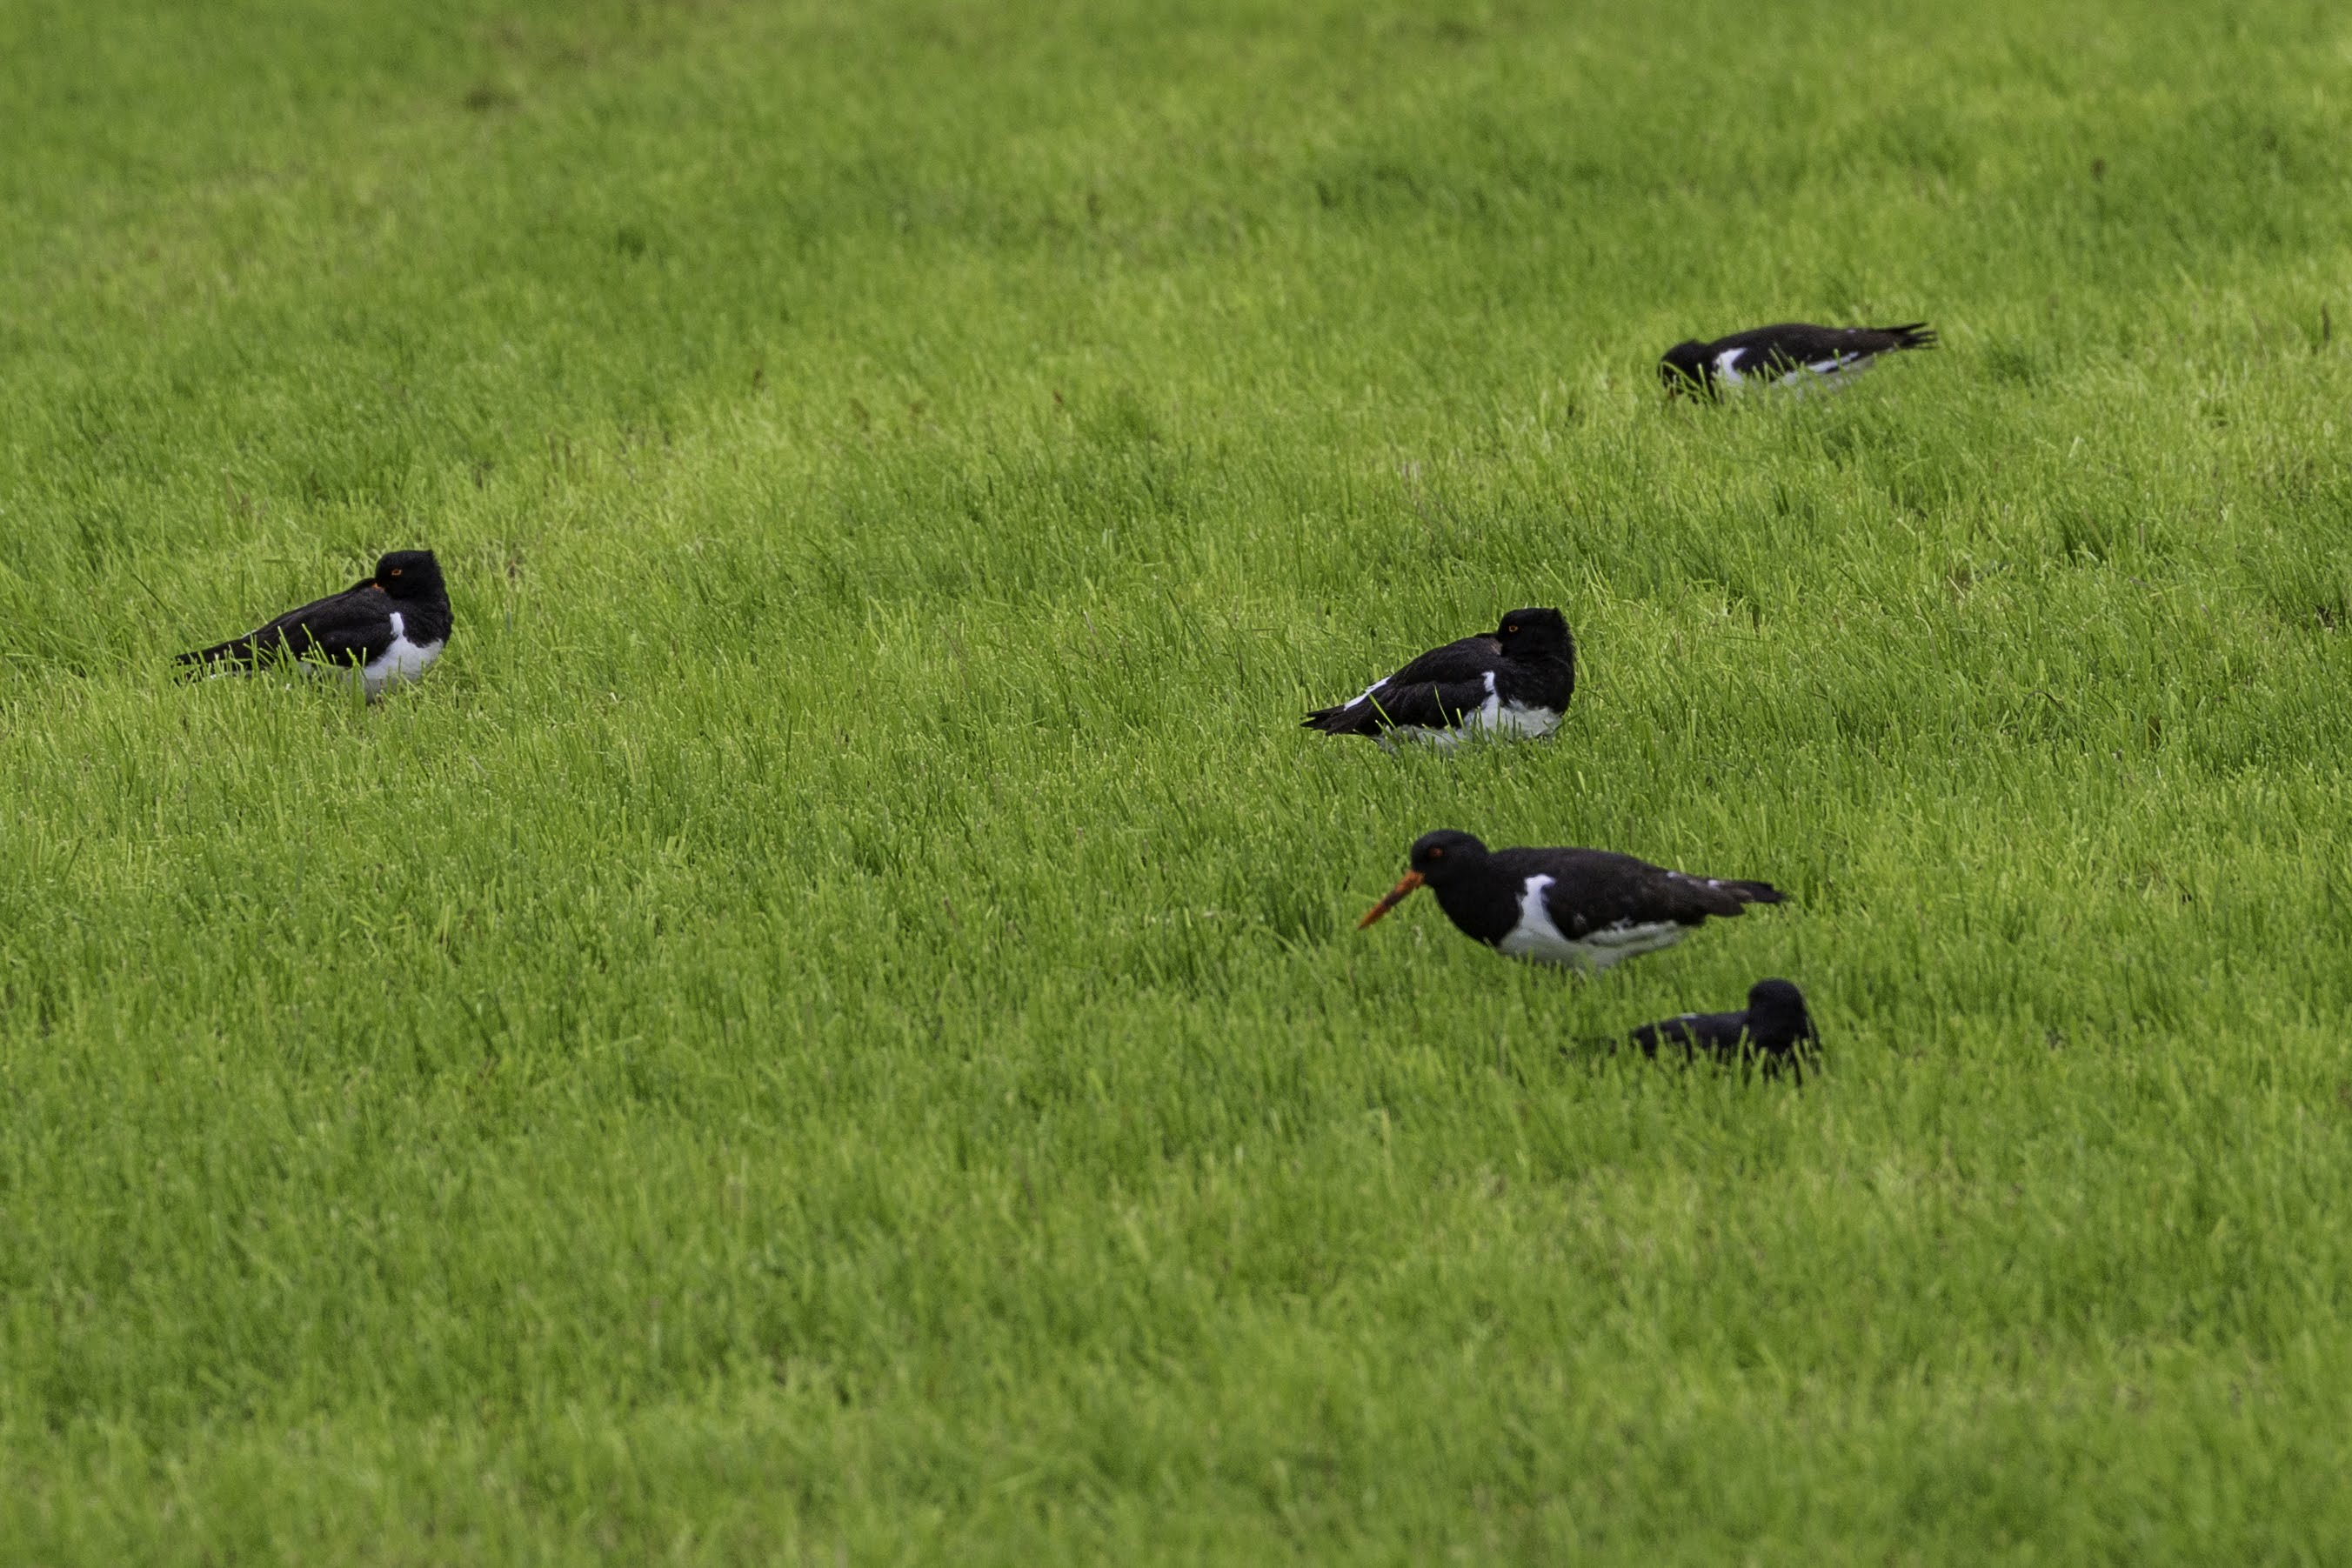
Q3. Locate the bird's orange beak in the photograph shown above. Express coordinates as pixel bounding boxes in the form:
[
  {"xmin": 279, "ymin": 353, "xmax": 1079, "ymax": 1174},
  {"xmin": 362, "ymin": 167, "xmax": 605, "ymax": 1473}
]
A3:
[{"xmin": 1358, "ymin": 871, "xmax": 1424, "ymax": 929}]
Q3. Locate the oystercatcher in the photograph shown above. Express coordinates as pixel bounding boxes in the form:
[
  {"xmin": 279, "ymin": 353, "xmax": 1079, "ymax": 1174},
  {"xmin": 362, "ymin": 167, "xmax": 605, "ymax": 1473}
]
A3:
[
  {"xmin": 177, "ymin": 549, "xmax": 451, "ymax": 698},
  {"xmin": 1659, "ymin": 322, "xmax": 1936, "ymax": 398},
  {"xmin": 1628, "ymin": 978, "xmax": 1818, "ymax": 1065},
  {"xmin": 1302, "ymin": 608, "xmax": 1574, "ymax": 748},
  {"xmin": 1358, "ymin": 830, "xmax": 1785, "ymax": 971}
]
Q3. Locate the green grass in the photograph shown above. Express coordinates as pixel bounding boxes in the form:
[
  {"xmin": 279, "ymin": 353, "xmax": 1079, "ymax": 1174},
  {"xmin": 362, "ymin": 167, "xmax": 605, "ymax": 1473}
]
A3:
[{"xmin": 5, "ymin": 0, "xmax": 2352, "ymax": 1558}]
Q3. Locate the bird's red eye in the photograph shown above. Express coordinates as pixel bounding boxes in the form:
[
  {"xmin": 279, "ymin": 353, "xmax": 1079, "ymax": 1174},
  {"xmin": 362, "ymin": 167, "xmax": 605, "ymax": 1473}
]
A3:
[
  {"xmin": 1505, "ymin": 624, "xmax": 1519, "ymax": 634},
  {"xmin": 1429, "ymin": 848, "xmax": 1444, "ymax": 858}
]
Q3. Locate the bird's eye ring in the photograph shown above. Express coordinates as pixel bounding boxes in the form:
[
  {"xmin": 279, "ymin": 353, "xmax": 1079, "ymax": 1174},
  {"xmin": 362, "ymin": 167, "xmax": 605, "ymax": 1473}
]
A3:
[{"xmin": 1504, "ymin": 624, "xmax": 1519, "ymax": 634}]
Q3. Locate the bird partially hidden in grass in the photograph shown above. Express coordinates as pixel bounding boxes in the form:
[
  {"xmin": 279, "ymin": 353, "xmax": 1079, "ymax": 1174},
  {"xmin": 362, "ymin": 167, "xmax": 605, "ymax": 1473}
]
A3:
[
  {"xmin": 1625, "ymin": 977, "xmax": 1818, "ymax": 1071},
  {"xmin": 176, "ymin": 549, "xmax": 451, "ymax": 699},
  {"xmin": 1302, "ymin": 608, "xmax": 1574, "ymax": 749},
  {"xmin": 1359, "ymin": 830, "xmax": 1785, "ymax": 972},
  {"xmin": 1659, "ymin": 321, "xmax": 1937, "ymax": 399}
]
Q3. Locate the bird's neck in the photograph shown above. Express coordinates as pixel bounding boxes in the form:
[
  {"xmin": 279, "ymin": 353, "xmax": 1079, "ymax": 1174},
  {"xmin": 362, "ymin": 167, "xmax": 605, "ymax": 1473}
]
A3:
[{"xmin": 1429, "ymin": 868, "xmax": 1522, "ymax": 945}]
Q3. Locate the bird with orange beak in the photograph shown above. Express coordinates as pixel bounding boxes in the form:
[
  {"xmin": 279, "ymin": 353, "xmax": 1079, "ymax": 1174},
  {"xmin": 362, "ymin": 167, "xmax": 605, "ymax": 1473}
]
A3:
[
  {"xmin": 176, "ymin": 549, "xmax": 451, "ymax": 699},
  {"xmin": 1360, "ymin": 830, "xmax": 1786, "ymax": 972}
]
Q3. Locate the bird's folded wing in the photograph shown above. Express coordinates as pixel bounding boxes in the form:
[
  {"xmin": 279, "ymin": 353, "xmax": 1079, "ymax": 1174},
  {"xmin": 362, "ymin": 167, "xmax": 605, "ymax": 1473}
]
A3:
[
  {"xmin": 232, "ymin": 589, "xmax": 395, "ymax": 667},
  {"xmin": 1541, "ymin": 854, "xmax": 1750, "ymax": 934},
  {"xmin": 1354, "ymin": 636, "xmax": 1501, "ymax": 725},
  {"xmin": 1356, "ymin": 677, "xmax": 1493, "ymax": 729},
  {"xmin": 1377, "ymin": 635, "xmax": 1498, "ymax": 688},
  {"xmin": 1778, "ymin": 325, "xmax": 1914, "ymax": 367},
  {"xmin": 1629, "ymin": 1014, "xmax": 1731, "ymax": 1054},
  {"xmin": 1307, "ymin": 636, "xmax": 1500, "ymax": 731}
]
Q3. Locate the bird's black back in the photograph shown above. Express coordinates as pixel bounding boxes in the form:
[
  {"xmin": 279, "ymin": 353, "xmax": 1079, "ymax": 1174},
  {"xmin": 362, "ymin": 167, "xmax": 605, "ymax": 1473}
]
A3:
[
  {"xmin": 1425, "ymin": 845, "xmax": 1783, "ymax": 945},
  {"xmin": 1707, "ymin": 321, "xmax": 1937, "ymax": 367}
]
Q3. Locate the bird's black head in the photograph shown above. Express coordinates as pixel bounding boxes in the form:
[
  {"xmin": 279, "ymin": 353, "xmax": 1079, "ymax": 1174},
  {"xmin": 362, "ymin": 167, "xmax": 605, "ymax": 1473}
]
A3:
[
  {"xmin": 1493, "ymin": 607, "xmax": 1572, "ymax": 660},
  {"xmin": 1357, "ymin": 830, "xmax": 1493, "ymax": 931},
  {"xmin": 1659, "ymin": 341, "xmax": 1713, "ymax": 398},
  {"xmin": 1746, "ymin": 978, "xmax": 1815, "ymax": 1041},
  {"xmin": 373, "ymin": 550, "xmax": 444, "ymax": 601},
  {"xmin": 1407, "ymin": 829, "xmax": 1491, "ymax": 886}
]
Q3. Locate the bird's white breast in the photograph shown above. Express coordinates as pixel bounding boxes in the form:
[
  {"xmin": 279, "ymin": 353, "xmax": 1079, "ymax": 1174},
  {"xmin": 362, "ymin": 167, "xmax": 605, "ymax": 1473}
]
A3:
[
  {"xmin": 1496, "ymin": 875, "xmax": 1581, "ymax": 963},
  {"xmin": 361, "ymin": 609, "xmax": 444, "ymax": 696}
]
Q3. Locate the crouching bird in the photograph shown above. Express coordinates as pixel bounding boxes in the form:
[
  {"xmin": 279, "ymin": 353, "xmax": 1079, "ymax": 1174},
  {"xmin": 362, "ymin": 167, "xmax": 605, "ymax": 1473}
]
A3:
[
  {"xmin": 1303, "ymin": 608, "xmax": 1575, "ymax": 749},
  {"xmin": 1358, "ymin": 830, "xmax": 1784, "ymax": 972},
  {"xmin": 1627, "ymin": 978, "xmax": 1818, "ymax": 1071},
  {"xmin": 1659, "ymin": 321, "xmax": 1936, "ymax": 399},
  {"xmin": 177, "ymin": 550, "xmax": 451, "ymax": 698}
]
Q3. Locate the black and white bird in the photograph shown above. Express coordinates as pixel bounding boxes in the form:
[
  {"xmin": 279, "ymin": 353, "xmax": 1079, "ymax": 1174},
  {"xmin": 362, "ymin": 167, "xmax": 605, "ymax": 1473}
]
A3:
[
  {"xmin": 1303, "ymin": 608, "xmax": 1574, "ymax": 749},
  {"xmin": 1357, "ymin": 830, "xmax": 1785, "ymax": 972},
  {"xmin": 1627, "ymin": 978, "xmax": 1818, "ymax": 1066},
  {"xmin": 176, "ymin": 549, "xmax": 451, "ymax": 698},
  {"xmin": 1659, "ymin": 322, "xmax": 1936, "ymax": 398}
]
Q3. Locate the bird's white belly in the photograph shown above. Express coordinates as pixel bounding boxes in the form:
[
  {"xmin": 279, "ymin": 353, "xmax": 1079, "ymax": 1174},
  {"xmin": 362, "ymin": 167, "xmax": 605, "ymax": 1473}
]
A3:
[
  {"xmin": 1488, "ymin": 701, "xmax": 1562, "ymax": 738},
  {"xmin": 362, "ymin": 635, "xmax": 443, "ymax": 695},
  {"xmin": 1386, "ymin": 704, "xmax": 1560, "ymax": 749},
  {"xmin": 1776, "ymin": 356, "xmax": 1871, "ymax": 394},
  {"xmin": 355, "ymin": 611, "xmax": 443, "ymax": 696},
  {"xmin": 1570, "ymin": 919, "xmax": 1691, "ymax": 970},
  {"xmin": 1496, "ymin": 874, "xmax": 1687, "ymax": 971}
]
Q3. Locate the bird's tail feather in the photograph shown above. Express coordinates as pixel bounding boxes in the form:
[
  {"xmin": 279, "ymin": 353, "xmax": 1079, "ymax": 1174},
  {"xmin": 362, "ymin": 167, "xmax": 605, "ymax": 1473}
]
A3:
[
  {"xmin": 1718, "ymin": 878, "xmax": 1786, "ymax": 905},
  {"xmin": 175, "ymin": 637, "xmax": 257, "ymax": 672},
  {"xmin": 1880, "ymin": 322, "xmax": 1937, "ymax": 350},
  {"xmin": 1301, "ymin": 704, "xmax": 1370, "ymax": 734}
]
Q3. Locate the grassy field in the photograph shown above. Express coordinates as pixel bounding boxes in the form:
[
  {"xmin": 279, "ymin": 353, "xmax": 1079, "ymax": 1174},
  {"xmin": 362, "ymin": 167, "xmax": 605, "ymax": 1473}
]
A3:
[{"xmin": 5, "ymin": 0, "xmax": 2352, "ymax": 1558}]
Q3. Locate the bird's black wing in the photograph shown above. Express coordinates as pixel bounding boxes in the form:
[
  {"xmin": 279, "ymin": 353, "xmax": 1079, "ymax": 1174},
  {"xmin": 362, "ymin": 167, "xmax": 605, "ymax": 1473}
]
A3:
[
  {"xmin": 1627, "ymin": 1011, "xmax": 1809, "ymax": 1079},
  {"xmin": 177, "ymin": 583, "xmax": 396, "ymax": 672},
  {"xmin": 1716, "ymin": 322, "xmax": 1935, "ymax": 374},
  {"xmin": 1628, "ymin": 1009, "xmax": 1751, "ymax": 1057},
  {"xmin": 1304, "ymin": 635, "xmax": 1499, "ymax": 734},
  {"xmin": 1508, "ymin": 848, "xmax": 1785, "ymax": 936}
]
